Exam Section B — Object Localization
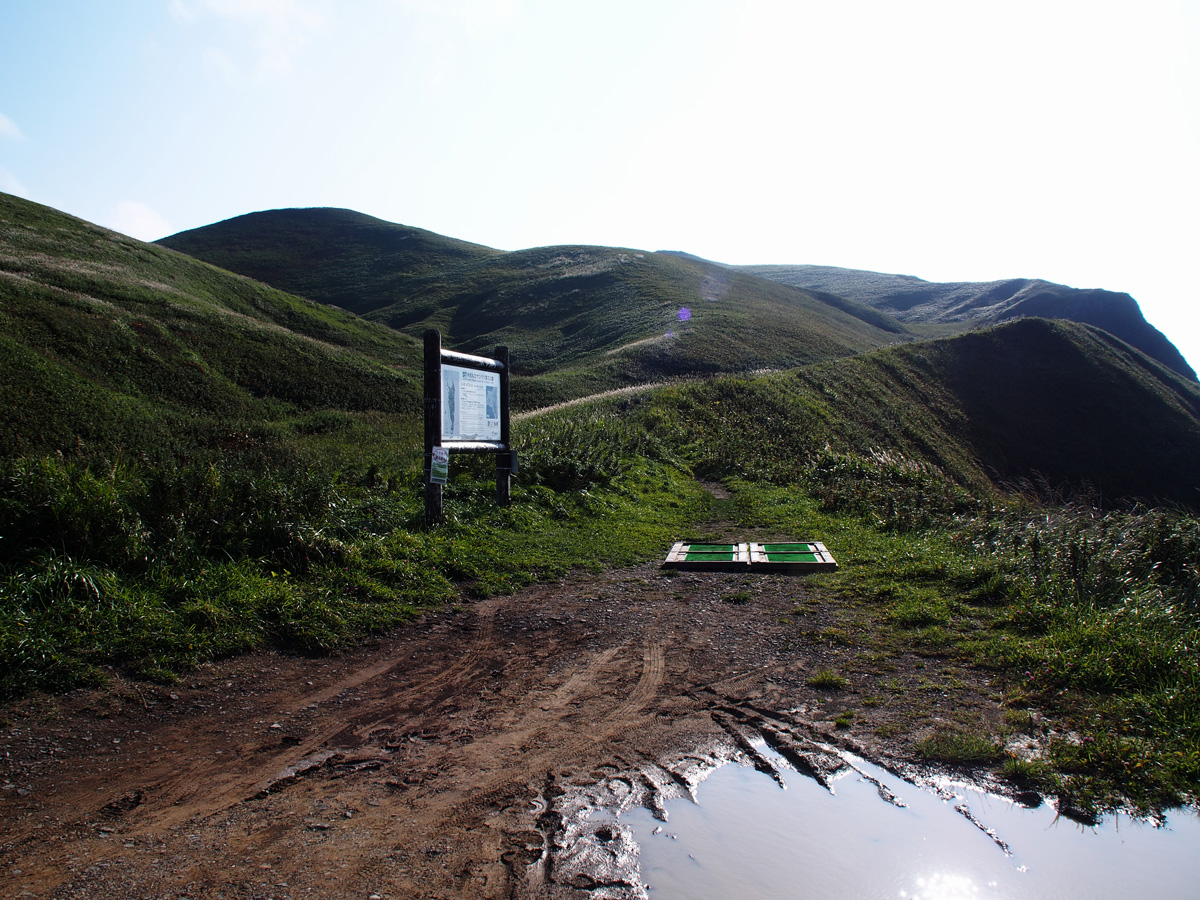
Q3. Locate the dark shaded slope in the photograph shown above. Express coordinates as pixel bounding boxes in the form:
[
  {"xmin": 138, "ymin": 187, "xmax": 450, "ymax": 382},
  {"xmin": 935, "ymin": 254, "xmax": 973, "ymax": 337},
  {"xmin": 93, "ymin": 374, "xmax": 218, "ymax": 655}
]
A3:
[
  {"xmin": 0, "ymin": 193, "xmax": 422, "ymax": 463},
  {"xmin": 915, "ymin": 318, "xmax": 1200, "ymax": 504},
  {"xmin": 159, "ymin": 207, "xmax": 502, "ymax": 316},
  {"xmin": 654, "ymin": 318, "xmax": 1200, "ymax": 508},
  {"xmin": 742, "ymin": 264, "xmax": 1196, "ymax": 381}
]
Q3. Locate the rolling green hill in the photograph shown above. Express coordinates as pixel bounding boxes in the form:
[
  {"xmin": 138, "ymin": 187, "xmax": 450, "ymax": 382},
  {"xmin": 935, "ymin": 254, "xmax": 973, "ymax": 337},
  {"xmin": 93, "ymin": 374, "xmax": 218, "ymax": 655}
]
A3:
[
  {"xmin": 0, "ymin": 193, "xmax": 423, "ymax": 466},
  {"xmin": 8, "ymin": 192, "xmax": 1199, "ymax": 505},
  {"xmin": 642, "ymin": 317, "xmax": 1200, "ymax": 509},
  {"xmin": 153, "ymin": 207, "xmax": 503, "ymax": 317},
  {"xmin": 159, "ymin": 209, "xmax": 914, "ymax": 408},
  {"xmin": 7, "ymin": 194, "xmax": 1200, "ymax": 809},
  {"xmin": 739, "ymin": 263, "xmax": 1196, "ymax": 382}
]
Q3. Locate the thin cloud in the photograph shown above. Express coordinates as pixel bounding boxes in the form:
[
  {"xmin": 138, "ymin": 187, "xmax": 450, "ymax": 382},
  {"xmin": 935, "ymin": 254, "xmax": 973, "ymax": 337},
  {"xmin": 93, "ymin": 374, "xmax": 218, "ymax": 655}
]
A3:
[
  {"xmin": 0, "ymin": 112, "xmax": 25, "ymax": 141},
  {"xmin": 202, "ymin": 45, "xmax": 239, "ymax": 82},
  {"xmin": 403, "ymin": 0, "xmax": 516, "ymax": 33},
  {"xmin": 167, "ymin": 0, "xmax": 197, "ymax": 22},
  {"xmin": 172, "ymin": 0, "xmax": 328, "ymax": 76},
  {"xmin": 0, "ymin": 165, "xmax": 28, "ymax": 196},
  {"xmin": 107, "ymin": 201, "xmax": 173, "ymax": 242}
]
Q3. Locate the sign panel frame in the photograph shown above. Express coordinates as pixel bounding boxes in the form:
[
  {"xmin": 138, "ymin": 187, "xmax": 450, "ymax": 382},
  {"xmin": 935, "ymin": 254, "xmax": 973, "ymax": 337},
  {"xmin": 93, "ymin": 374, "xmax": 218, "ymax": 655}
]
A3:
[
  {"xmin": 423, "ymin": 330, "xmax": 513, "ymax": 524},
  {"xmin": 441, "ymin": 364, "xmax": 501, "ymax": 443}
]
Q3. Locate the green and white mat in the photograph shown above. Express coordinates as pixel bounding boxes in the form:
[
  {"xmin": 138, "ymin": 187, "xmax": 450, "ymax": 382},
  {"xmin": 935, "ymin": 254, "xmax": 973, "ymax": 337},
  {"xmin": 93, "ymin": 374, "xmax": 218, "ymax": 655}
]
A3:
[{"xmin": 662, "ymin": 541, "xmax": 837, "ymax": 572}]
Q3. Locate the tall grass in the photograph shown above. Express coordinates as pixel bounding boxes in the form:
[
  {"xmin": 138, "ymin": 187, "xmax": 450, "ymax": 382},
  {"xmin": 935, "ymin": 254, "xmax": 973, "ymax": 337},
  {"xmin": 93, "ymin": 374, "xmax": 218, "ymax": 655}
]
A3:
[
  {"xmin": 979, "ymin": 504, "xmax": 1200, "ymax": 809},
  {"xmin": 0, "ymin": 411, "xmax": 707, "ymax": 700},
  {"xmin": 516, "ymin": 411, "xmax": 681, "ymax": 491},
  {"xmin": 0, "ymin": 453, "xmax": 440, "ymax": 694},
  {"xmin": 724, "ymin": 465, "xmax": 1200, "ymax": 811}
]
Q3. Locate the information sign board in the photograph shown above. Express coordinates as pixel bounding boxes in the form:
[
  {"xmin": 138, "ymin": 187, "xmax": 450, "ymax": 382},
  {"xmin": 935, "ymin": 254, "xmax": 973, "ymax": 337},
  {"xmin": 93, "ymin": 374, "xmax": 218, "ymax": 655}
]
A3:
[
  {"xmin": 441, "ymin": 364, "xmax": 501, "ymax": 442},
  {"xmin": 424, "ymin": 330, "xmax": 513, "ymax": 524}
]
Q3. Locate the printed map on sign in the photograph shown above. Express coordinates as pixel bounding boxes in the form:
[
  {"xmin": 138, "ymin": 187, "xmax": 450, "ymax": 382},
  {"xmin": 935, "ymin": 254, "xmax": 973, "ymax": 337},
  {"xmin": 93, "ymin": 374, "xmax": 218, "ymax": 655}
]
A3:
[{"xmin": 441, "ymin": 364, "xmax": 501, "ymax": 442}]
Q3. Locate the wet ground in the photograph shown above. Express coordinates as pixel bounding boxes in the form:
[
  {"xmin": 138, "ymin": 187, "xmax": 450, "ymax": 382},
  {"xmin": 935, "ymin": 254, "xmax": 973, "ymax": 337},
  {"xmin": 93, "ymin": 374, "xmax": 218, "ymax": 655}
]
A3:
[
  {"xmin": 1, "ymin": 552, "xmax": 1015, "ymax": 900},
  {"xmin": 622, "ymin": 745, "xmax": 1200, "ymax": 899}
]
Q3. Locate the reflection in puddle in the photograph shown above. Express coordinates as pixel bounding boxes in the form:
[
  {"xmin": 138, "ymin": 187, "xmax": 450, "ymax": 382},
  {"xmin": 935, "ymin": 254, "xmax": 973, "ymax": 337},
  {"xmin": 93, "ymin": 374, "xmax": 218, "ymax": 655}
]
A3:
[{"xmin": 622, "ymin": 746, "xmax": 1200, "ymax": 899}]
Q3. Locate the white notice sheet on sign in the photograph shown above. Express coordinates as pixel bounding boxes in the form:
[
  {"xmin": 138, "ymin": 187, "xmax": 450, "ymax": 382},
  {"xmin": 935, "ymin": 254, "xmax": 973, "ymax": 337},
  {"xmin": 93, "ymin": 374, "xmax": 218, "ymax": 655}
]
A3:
[{"xmin": 441, "ymin": 364, "xmax": 500, "ymax": 442}]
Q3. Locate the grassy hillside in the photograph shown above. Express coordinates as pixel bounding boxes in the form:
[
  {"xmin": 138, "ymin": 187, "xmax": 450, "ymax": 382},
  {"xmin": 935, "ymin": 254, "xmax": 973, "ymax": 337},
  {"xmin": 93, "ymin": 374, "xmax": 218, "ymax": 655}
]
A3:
[
  {"xmin": 631, "ymin": 318, "xmax": 1200, "ymax": 509},
  {"xmin": 6, "ymin": 195, "xmax": 1200, "ymax": 811},
  {"xmin": 742, "ymin": 263, "xmax": 1197, "ymax": 382},
  {"xmin": 160, "ymin": 209, "xmax": 914, "ymax": 407},
  {"xmin": 156, "ymin": 207, "xmax": 503, "ymax": 317},
  {"xmin": 0, "ymin": 192, "xmax": 710, "ymax": 698},
  {"xmin": 0, "ymin": 193, "xmax": 424, "ymax": 466},
  {"xmin": 504, "ymin": 334, "xmax": 1200, "ymax": 810}
]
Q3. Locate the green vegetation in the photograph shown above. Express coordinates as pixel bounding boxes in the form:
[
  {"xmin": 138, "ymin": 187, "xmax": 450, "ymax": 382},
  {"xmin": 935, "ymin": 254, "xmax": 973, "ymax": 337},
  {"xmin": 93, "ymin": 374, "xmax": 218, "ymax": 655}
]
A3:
[
  {"xmin": 157, "ymin": 207, "xmax": 504, "ymax": 318},
  {"xmin": 634, "ymin": 322, "xmax": 1200, "ymax": 508},
  {"xmin": 5, "ymin": 191, "xmax": 1200, "ymax": 814},
  {"xmin": 1, "ymin": 193, "xmax": 707, "ymax": 699},
  {"xmin": 160, "ymin": 208, "xmax": 912, "ymax": 408},
  {"xmin": 0, "ymin": 449, "xmax": 705, "ymax": 697},
  {"xmin": 592, "ymin": 365, "xmax": 1196, "ymax": 810},
  {"xmin": 917, "ymin": 728, "xmax": 1005, "ymax": 765},
  {"xmin": 807, "ymin": 668, "xmax": 848, "ymax": 690},
  {"xmin": 716, "ymin": 478, "xmax": 1200, "ymax": 812},
  {"xmin": 0, "ymin": 193, "xmax": 424, "ymax": 468},
  {"xmin": 740, "ymin": 264, "xmax": 1198, "ymax": 382}
]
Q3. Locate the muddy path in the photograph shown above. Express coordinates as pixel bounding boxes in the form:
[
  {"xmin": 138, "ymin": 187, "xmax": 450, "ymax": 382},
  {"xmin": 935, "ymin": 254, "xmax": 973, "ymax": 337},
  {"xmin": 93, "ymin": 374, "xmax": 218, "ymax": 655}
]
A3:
[{"xmin": 1, "ymin": 526, "xmax": 1005, "ymax": 899}]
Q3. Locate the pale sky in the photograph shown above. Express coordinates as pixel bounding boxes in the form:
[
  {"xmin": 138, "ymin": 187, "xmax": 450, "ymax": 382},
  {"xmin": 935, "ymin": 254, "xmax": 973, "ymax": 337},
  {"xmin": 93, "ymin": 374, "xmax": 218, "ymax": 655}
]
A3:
[{"xmin": 2, "ymin": 0, "xmax": 1198, "ymax": 372}]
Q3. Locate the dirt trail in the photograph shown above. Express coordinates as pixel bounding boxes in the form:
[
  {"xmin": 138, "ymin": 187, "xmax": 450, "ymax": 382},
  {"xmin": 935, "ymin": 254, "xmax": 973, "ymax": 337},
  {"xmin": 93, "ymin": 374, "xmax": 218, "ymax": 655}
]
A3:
[
  {"xmin": 1, "ymin": 517, "xmax": 1005, "ymax": 899},
  {"xmin": 511, "ymin": 383, "xmax": 669, "ymax": 422}
]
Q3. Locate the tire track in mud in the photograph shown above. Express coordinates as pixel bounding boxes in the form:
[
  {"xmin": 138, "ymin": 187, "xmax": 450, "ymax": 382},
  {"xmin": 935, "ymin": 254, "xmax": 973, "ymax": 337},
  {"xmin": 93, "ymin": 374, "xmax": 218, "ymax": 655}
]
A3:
[
  {"xmin": 348, "ymin": 638, "xmax": 669, "ymax": 899},
  {"xmin": 543, "ymin": 647, "xmax": 621, "ymax": 711},
  {"xmin": 333, "ymin": 604, "xmax": 503, "ymax": 746},
  {"xmin": 520, "ymin": 640, "xmax": 665, "ymax": 784},
  {"xmin": 4, "ymin": 558, "xmax": 841, "ymax": 900},
  {"xmin": 185, "ymin": 602, "xmax": 502, "ymax": 820},
  {"xmin": 417, "ymin": 638, "xmax": 668, "ymax": 820},
  {"xmin": 149, "ymin": 580, "xmax": 660, "ymax": 833},
  {"xmin": 1, "ymin": 602, "xmax": 502, "ymax": 846}
]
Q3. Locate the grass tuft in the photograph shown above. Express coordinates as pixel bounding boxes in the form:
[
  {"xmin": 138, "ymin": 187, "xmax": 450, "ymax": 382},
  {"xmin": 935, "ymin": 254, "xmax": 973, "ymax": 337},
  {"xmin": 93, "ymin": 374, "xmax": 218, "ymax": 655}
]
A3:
[
  {"xmin": 917, "ymin": 728, "xmax": 1004, "ymax": 765},
  {"xmin": 806, "ymin": 668, "xmax": 848, "ymax": 690}
]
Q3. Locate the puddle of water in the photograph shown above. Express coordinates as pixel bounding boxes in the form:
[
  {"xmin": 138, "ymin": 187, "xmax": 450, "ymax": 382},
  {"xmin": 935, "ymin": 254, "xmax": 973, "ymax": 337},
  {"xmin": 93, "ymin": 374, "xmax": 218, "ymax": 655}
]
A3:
[{"xmin": 623, "ymin": 748, "xmax": 1200, "ymax": 899}]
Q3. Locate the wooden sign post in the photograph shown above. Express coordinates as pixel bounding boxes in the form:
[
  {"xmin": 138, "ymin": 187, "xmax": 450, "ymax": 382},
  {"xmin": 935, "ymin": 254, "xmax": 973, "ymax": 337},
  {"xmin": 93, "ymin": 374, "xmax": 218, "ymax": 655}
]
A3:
[{"xmin": 423, "ymin": 329, "xmax": 514, "ymax": 525}]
